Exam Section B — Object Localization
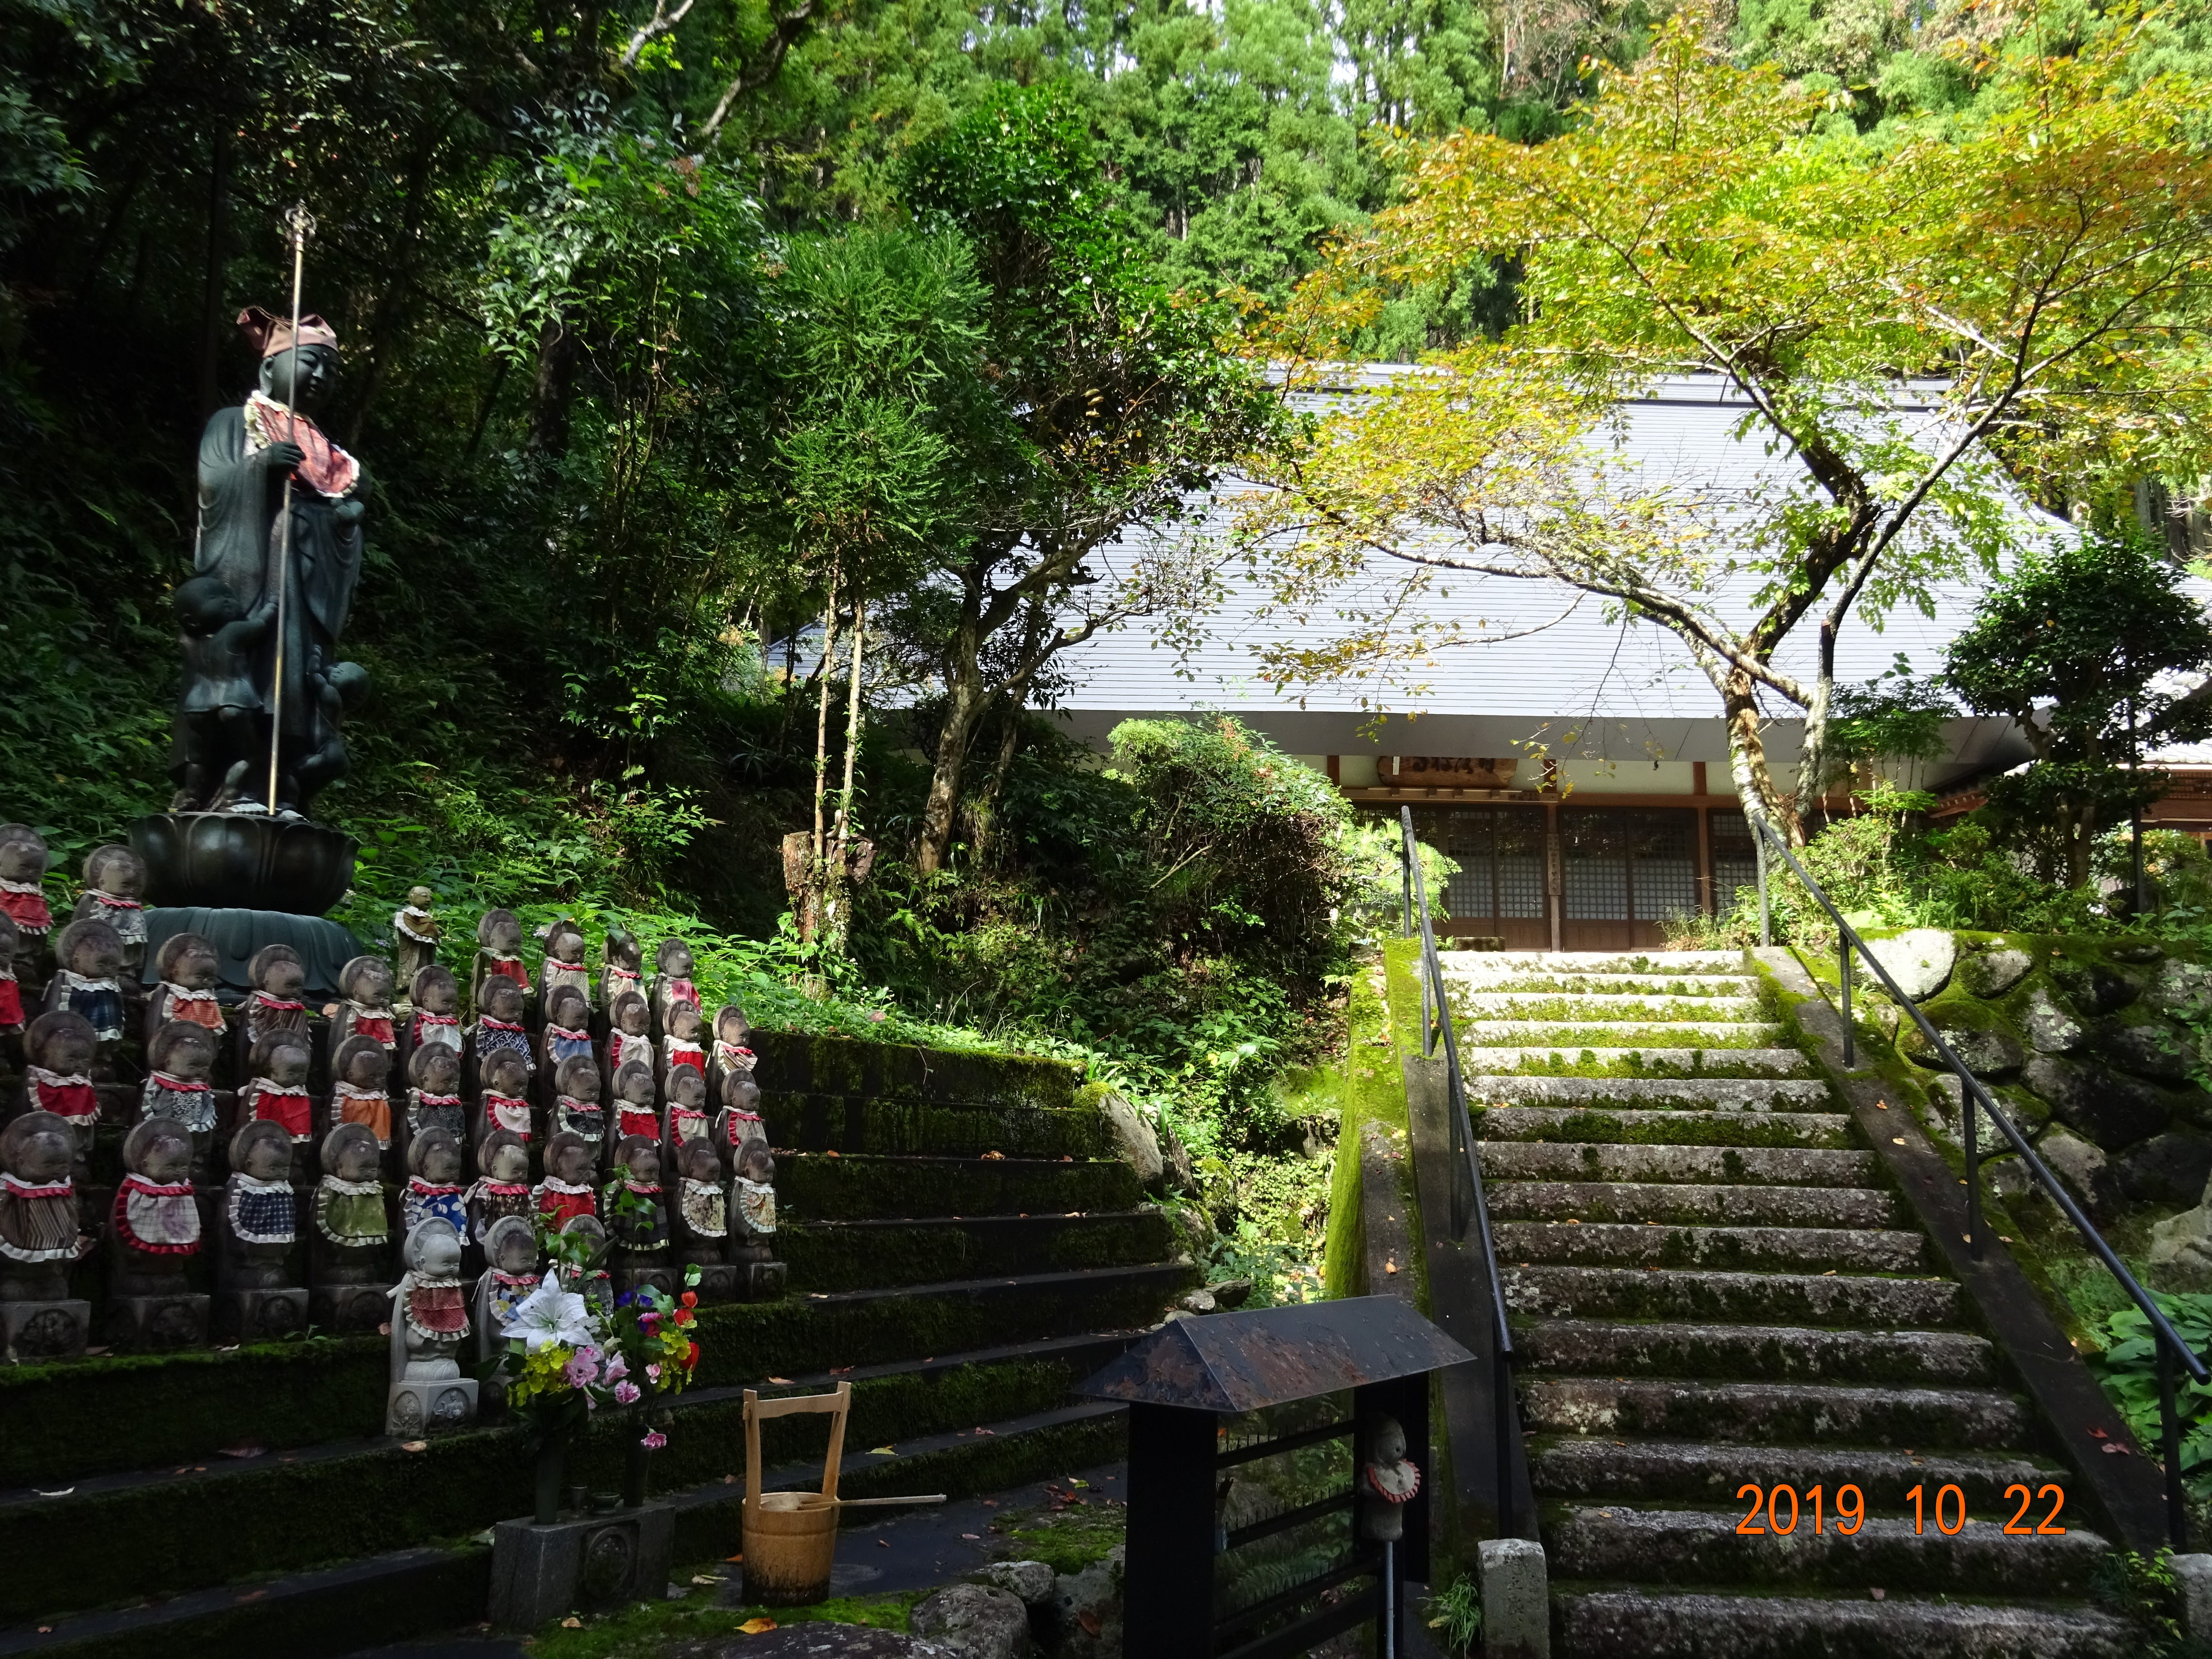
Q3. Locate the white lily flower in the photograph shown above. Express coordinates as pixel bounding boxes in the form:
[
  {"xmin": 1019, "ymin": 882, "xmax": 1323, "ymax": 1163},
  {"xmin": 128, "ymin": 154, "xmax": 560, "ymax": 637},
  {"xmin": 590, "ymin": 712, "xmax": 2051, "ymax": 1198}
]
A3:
[{"xmin": 501, "ymin": 1271, "xmax": 600, "ymax": 1352}]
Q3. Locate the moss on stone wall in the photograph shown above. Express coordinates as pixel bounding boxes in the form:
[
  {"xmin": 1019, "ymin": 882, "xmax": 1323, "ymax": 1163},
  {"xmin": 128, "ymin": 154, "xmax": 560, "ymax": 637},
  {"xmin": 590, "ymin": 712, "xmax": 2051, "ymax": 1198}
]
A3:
[
  {"xmin": 778, "ymin": 1155, "xmax": 1141, "ymax": 1220},
  {"xmin": 1322, "ymin": 944, "xmax": 1415, "ymax": 1302},
  {"xmin": 781, "ymin": 1213, "xmax": 1175, "ymax": 1293}
]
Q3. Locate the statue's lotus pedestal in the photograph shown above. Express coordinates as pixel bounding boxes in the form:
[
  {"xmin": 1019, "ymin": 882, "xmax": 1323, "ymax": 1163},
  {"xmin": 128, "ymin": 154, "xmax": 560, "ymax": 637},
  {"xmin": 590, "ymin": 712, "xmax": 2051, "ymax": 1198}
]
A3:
[{"xmin": 129, "ymin": 813, "xmax": 363, "ymax": 999}]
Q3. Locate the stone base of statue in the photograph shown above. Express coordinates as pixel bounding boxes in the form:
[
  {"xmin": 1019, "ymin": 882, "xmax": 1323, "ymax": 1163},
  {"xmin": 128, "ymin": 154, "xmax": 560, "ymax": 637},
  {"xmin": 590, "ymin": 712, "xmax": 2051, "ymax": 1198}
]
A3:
[
  {"xmin": 142, "ymin": 908, "xmax": 365, "ymax": 1003},
  {"xmin": 489, "ymin": 1502, "xmax": 675, "ymax": 1630},
  {"xmin": 132, "ymin": 812, "xmax": 359, "ymax": 915},
  {"xmin": 213, "ymin": 1286, "xmax": 309, "ymax": 1344},
  {"xmin": 611, "ymin": 1265, "xmax": 677, "ymax": 1301},
  {"xmin": 389, "ymin": 1373, "xmax": 479, "ymax": 1437},
  {"xmin": 2, "ymin": 1298, "xmax": 91, "ymax": 1363},
  {"xmin": 108, "ymin": 1291, "xmax": 211, "ymax": 1352},
  {"xmin": 688, "ymin": 1263, "xmax": 738, "ymax": 1303},
  {"xmin": 735, "ymin": 1259, "xmax": 787, "ymax": 1302},
  {"xmin": 313, "ymin": 1280, "xmax": 392, "ymax": 1333}
]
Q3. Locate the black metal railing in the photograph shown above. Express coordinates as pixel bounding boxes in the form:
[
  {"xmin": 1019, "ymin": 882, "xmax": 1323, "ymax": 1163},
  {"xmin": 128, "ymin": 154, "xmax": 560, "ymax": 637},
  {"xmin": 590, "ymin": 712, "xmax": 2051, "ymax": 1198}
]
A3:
[
  {"xmin": 1751, "ymin": 815, "xmax": 2209, "ymax": 1549},
  {"xmin": 1399, "ymin": 807, "xmax": 1520, "ymax": 1537}
]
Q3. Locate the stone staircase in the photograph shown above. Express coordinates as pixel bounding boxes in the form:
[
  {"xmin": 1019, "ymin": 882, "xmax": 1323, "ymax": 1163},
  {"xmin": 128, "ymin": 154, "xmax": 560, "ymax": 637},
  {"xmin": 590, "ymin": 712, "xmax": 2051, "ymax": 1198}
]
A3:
[
  {"xmin": 0, "ymin": 1036, "xmax": 1190, "ymax": 1658},
  {"xmin": 1443, "ymin": 950, "xmax": 2135, "ymax": 1659}
]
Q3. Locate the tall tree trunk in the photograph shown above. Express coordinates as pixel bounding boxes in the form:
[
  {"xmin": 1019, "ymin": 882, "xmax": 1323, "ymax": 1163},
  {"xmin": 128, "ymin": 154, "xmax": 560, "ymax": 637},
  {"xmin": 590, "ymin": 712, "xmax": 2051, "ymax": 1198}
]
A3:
[
  {"xmin": 803, "ymin": 581, "xmax": 839, "ymax": 944},
  {"xmin": 530, "ymin": 319, "xmax": 578, "ymax": 454},
  {"xmin": 916, "ymin": 588, "xmax": 988, "ymax": 874},
  {"xmin": 969, "ymin": 703, "xmax": 1022, "ymax": 865},
  {"xmin": 1724, "ymin": 668, "xmax": 1801, "ymax": 846},
  {"xmin": 824, "ymin": 601, "xmax": 867, "ymax": 953},
  {"xmin": 197, "ymin": 124, "xmax": 231, "ymax": 421},
  {"xmin": 1794, "ymin": 618, "xmax": 1840, "ymax": 830}
]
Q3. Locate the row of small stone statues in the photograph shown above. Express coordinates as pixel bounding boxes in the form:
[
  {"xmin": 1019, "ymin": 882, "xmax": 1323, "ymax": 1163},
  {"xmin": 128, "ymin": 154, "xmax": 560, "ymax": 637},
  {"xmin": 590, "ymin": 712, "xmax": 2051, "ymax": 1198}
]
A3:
[{"xmin": 0, "ymin": 1091, "xmax": 782, "ymax": 1365}]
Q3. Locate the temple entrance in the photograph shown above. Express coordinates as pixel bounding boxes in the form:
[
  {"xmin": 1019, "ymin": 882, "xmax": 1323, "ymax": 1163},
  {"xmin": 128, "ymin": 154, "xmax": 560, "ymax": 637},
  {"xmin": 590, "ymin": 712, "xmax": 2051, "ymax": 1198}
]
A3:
[
  {"xmin": 1404, "ymin": 805, "xmax": 1551, "ymax": 947},
  {"xmin": 1560, "ymin": 806, "xmax": 1699, "ymax": 949}
]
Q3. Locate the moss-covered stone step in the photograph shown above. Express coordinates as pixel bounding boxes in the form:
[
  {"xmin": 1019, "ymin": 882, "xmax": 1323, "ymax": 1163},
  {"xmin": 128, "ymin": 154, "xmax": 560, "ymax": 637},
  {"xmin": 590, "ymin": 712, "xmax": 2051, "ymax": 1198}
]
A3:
[
  {"xmin": 778, "ymin": 1154, "xmax": 1142, "ymax": 1221},
  {"xmin": 0, "ymin": 1333, "xmax": 1139, "ymax": 1626},
  {"xmin": 1501, "ymin": 1264, "xmax": 1965, "ymax": 1326},
  {"xmin": 1450, "ymin": 990, "xmax": 1765, "ymax": 1019},
  {"xmin": 1488, "ymin": 1179, "xmax": 1902, "ymax": 1228},
  {"xmin": 781, "ymin": 1211, "xmax": 1176, "ymax": 1292},
  {"xmin": 1468, "ymin": 1075, "xmax": 1834, "ymax": 1111},
  {"xmin": 1460, "ymin": 1021, "xmax": 1789, "ymax": 1050},
  {"xmin": 1474, "ymin": 1106, "xmax": 1855, "ymax": 1149},
  {"xmin": 1514, "ymin": 1319, "xmax": 1995, "ymax": 1386},
  {"xmin": 0, "ymin": 1399, "xmax": 1127, "ymax": 1658},
  {"xmin": 1493, "ymin": 1220, "xmax": 1927, "ymax": 1275},
  {"xmin": 0, "ymin": 1262, "xmax": 1186, "ymax": 1492},
  {"xmin": 1519, "ymin": 1377, "xmax": 2031, "ymax": 1447},
  {"xmin": 759, "ymin": 1093, "xmax": 1112, "ymax": 1158},
  {"xmin": 1458, "ymin": 1047, "xmax": 1812, "ymax": 1078},
  {"xmin": 1545, "ymin": 1505, "xmax": 2106, "ymax": 1597},
  {"xmin": 748, "ymin": 1032, "xmax": 1080, "ymax": 1111},
  {"xmin": 1443, "ymin": 972, "xmax": 1760, "ymax": 998},
  {"xmin": 1552, "ymin": 1588, "xmax": 2134, "ymax": 1659},
  {"xmin": 1530, "ymin": 1437, "xmax": 2071, "ymax": 1512},
  {"xmin": 1479, "ymin": 1143, "xmax": 1879, "ymax": 1188},
  {"xmin": 1443, "ymin": 951, "xmax": 1748, "ymax": 974}
]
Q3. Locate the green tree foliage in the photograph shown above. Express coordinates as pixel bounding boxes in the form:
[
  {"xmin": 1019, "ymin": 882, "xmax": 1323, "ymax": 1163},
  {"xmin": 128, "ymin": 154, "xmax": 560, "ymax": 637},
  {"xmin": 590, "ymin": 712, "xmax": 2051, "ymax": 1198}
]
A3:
[{"xmin": 1945, "ymin": 532, "xmax": 2212, "ymax": 887}]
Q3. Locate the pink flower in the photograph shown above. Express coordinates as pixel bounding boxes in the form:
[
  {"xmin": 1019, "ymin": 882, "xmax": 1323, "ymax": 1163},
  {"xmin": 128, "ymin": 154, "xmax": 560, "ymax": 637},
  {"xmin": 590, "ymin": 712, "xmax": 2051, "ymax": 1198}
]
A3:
[
  {"xmin": 641, "ymin": 1430, "xmax": 667, "ymax": 1450},
  {"xmin": 646, "ymin": 1362, "xmax": 662, "ymax": 1383},
  {"xmin": 603, "ymin": 1353, "xmax": 629, "ymax": 1382},
  {"xmin": 563, "ymin": 1349, "xmax": 600, "ymax": 1388},
  {"xmin": 614, "ymin": 1380, "xmax": 642, "ymax": 1405}
]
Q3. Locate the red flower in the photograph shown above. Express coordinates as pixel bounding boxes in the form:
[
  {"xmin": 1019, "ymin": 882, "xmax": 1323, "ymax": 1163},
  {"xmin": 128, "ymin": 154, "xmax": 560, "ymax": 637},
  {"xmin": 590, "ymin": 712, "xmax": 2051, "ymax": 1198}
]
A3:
[
  {"xmin": 680, "ymin": 1291, "xmax": 698, "ymax": 1309},
  {"xmin": 687, "ymin": 1341, "xmax": 700, "ymax": 1368}
]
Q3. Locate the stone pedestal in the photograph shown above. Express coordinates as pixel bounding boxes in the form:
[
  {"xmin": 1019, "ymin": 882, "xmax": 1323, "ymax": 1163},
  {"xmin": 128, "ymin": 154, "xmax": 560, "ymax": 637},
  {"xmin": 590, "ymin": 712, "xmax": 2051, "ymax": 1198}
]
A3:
[
  {"xmin": 213, "ymin": 1286, "xmax": 308, "ymax": 1343},
  {"xmin": 388, "ymin": 1373, "xmax": 478, "ymax": 1436},
  {"xmin": 489, "ymin": 1502, "xmax": 675, "ymax": 1630},
  {"xmin": 689, "ymin": 1263, "xmax": 738, "ymax": 1302},
  {"xmin": 108, "ymin": 1291, "xmax": 211, "ymax": 1351},
  {"xmin": 312, "ymin": 1280, "xmax": 391, "ymax": 1333},
  {"xmin": 2, "ymin": 1298, "xmax": 90, "ymax": 1362},
  {"xmin": 738, "ymin": 1260, "xmax": 787, "ymax": 1302}
]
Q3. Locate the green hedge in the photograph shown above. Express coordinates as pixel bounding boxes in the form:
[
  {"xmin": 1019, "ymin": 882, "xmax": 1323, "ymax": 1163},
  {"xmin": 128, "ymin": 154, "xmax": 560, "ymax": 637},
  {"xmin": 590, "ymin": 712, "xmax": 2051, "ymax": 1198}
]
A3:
[{"xmin": 778, "ymin": 1155, "xmax": 1140, "ymax": 1220}]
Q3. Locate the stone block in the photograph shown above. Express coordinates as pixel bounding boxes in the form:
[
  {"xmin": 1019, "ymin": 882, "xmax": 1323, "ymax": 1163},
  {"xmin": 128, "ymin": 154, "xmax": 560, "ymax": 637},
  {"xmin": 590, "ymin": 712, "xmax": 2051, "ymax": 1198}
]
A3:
[
  {"xmin": 489, "ymin": 1501, "xmax": 675, "ymax": 1630},
  {"xmin": 212, "ymin": 1286, "xmax": 308, "ymax": 1344},
  {"xmin": 2173, "ymin": 1553, "xmax": 2212, "ymax": 1638},
  {"xmin": 1958, "ymin": 946, "xmax": 2033, "ymax": 998},
  {"xmin": 388, "ymin": 1374, "xmax": 478, "ymax": 1436},
  {"xmin": 1476, "ymin": 1537, "xmax": 1549, "ymax": 1659},
  {"xmin": 689, "ymin": 1264, "xmax": 739, "ymax": 1303},
  {"xmin": 107, "ymin": 1291, "xmax": 209, "ymax": 1352},
  {"xmin": 612, "ymin": 1265, "xmax": 677, "ymax": 1300},
  {"xmin": 2025, "ymin": 1055, "xmax": 2170, "ymax": 1151},
  {"xmin": 312, "ymin": 1279, "xmax": 392, "ymax": 1333},
  {"xmin": 739, "ymin": 1260, "xmax": 787, "ymax": 1301},
  {"xmin": 911, "ymin": 1582, "xmax": 1031, "ymax": 1659},
  {"xmin": 2025, "ymin": 988, "xmax": 2086, "ymax": 1054},
  {"xmin": 1864, "ymin": 929, "xmax": 1955, "ymax": 1000},
  {"xmin": 1, "ymin": 1298, "xmax": 89, "ymax": 1362}
]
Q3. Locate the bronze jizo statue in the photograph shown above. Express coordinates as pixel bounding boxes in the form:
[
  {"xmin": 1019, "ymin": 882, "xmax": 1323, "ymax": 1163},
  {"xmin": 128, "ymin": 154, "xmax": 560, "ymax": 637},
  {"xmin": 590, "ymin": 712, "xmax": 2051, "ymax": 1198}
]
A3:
[{"xmin": 176, "ymin": 306, "xmax": 370, "ymax": 819}]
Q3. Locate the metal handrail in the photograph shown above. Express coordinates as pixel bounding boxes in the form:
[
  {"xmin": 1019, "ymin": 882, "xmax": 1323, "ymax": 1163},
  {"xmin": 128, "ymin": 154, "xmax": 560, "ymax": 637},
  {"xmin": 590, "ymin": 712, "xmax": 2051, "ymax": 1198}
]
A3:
[
  {"xmin": 1399, "ymin": 808, "xmax": 1519, "ymax": 1537},
  {"xmin": 1751, "ymin": 814, "xmax": 2209, "ymax": 1549}
]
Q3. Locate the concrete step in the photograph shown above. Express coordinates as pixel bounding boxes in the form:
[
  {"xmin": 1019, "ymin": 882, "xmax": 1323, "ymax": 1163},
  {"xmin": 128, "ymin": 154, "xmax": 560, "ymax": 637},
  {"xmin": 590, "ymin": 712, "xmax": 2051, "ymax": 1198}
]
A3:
[
  {"xmin": 1469, "ymin": 1075, "xmax": 1834, "ymax": 1111},
  {"xmin": 1480, "ymin": 1143, "xmax": 1879, "ymax": 1188},
  {"xmin": 1515, "ymin": 1320, "xmax": 1995, "ymax": 1386},
  {"xmin": 1554, "ymin": 1588, "xmax": 2136, "ymax": 1659},
  {"xmin": 1530, "ymin": 1437, "xmax": 2071, "ymax": 1510},
  {"xmin": 1489, "ymin": 1179, "xmax": 1903, "ymax": 1228},
  {"xmin": 1476, "ymin": 1106, "xmax": 1856, "ymax": 1149},
  {"xmin": 780, "ymin": 1209, "xmax": 1177, "ymax": 1292},
  {"xmin": 1461, "ymin": 1020, "xmax": 1787, "ymax": 1049},
  {"xmin": 1451, "ymin": 991, "xmax": 1766, "ymax": 1019},
  {"xmin": 1502, "ymin": 1264, "xmax": 1965, "ymax": 1326},
  {"xmin": 759, "ymin": 1094, "xmax": 1111, "ymax": 1159},
  {"xmin": 1520, "ymin": 1378, "xmax": 2031, "ymax": 1447},
  {"xmin": 1458, "ymin": 1046, "xmax": 1811, "ymax": 1077},
  {"xmin": 1493, "ymin": 1221, "xmax": 1926, "ymax": 1275},
  {"xmin": 1547, "ymin": 1504, "xmax": 2106, "ymax": 1597},
  {"xmin": 1440, "ymin": 951, "xmax": 1748, "ymax": 973}
]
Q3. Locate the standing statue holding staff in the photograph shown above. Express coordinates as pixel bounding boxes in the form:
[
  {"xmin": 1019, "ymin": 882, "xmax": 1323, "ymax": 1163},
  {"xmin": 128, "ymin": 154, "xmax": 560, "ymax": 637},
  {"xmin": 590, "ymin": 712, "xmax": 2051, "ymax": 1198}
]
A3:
[{"xmin": 173, "ymin": 205, "xmax": 369, "ymax": 820}]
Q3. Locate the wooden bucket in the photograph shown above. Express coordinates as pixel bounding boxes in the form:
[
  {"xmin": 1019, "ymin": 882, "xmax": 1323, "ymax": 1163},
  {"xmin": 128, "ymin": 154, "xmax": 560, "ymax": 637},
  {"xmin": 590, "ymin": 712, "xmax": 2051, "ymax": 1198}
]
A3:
[
  {"xmin": 741, "ymin": 1490, "xmax": 840, "ymax": 1605},
  {"xmin": 740, "ymin": 1383, "xmax": 850, "ymax": 1607}
]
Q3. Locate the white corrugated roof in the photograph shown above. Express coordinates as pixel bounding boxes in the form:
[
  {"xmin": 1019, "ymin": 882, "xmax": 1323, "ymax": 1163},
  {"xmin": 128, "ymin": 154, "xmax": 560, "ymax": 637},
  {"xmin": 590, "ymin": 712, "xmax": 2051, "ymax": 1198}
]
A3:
[{"xmin": 1045, "ymin": 370, "xmax": 2084, "ymax": 772}]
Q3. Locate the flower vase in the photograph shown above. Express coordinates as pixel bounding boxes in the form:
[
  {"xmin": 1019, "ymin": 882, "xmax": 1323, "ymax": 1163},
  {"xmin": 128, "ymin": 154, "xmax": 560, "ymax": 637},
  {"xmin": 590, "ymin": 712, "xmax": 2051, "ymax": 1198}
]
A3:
[
  {"xmin": 623, "ymin": 1418, "xmax": 653, "ymax": 1509},
  {"xmin": 534, "ymin": 1431, "xmax": 568, "ymax": 1525}
]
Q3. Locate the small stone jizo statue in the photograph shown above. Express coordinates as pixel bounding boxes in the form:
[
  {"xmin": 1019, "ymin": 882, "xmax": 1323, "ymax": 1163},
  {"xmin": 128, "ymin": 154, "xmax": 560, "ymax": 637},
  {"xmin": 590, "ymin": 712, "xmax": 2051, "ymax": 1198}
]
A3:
[
  {"xmin": 71, "ymin": 845, "xmax": 149, "ymax": 973},
  {"xmin": 386, "ymin": 1216, "xmax": 477, "ymax": 1435},
  {"xmin": 0, "ymin": 1111, "xmax": 89, "ymax": 1361}
]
